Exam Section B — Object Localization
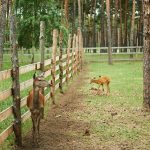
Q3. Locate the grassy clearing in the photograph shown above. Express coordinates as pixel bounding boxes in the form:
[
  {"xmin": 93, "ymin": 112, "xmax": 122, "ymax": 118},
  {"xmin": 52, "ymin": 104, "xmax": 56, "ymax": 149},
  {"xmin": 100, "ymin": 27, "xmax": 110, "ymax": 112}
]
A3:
[{"xmin": 70, "ymin": 61, "xmax": 150, "ymax": 150}]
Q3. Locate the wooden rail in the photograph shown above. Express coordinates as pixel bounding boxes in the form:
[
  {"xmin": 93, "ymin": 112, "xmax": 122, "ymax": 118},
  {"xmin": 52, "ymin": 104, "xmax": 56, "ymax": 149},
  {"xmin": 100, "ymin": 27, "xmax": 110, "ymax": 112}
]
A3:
[{"xmin": 0, "ymin": 29, "xmax": 83, "ymax": 145}]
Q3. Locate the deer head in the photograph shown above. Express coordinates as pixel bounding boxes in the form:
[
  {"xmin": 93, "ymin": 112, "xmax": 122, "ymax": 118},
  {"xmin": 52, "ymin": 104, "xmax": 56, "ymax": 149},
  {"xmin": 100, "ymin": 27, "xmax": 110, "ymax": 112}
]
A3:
[{"xmin": 33, "ymin": 72, "xmax": 51, "ymax": 88}]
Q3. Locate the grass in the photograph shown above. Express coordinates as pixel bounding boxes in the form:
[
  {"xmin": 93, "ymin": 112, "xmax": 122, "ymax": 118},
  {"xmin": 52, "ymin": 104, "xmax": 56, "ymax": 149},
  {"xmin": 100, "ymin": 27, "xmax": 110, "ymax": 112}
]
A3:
[{"xmin": 70, "ymin": 60, "xmax": 150, "ymax": 149}]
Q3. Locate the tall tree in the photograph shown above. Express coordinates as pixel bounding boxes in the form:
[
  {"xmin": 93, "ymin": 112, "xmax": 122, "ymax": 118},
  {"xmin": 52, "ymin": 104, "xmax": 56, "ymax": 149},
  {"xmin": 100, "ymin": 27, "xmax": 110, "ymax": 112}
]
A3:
[
  {"xmin": 100, "ymin": 0, "xmax": 105, "ymax": 47},
  {"xmin": 143, "ymin": 0, "xmax": 150, "ymax": 110},
  {"xmin": 130, "ymin": 0, "xmax": 136, "ymax": 46},
  {"xmin": 119, "ymin": 0, "xmax": 123, "ymax": 46},
  {"xmin": 106, "ymin": 0, "xmax": 113, "ymax": 64},
  {"xmin": 0, "ymin": 0, "xmax": 8, "ymax": 70},
  {"xmin": 124, "ymin": 0, "xmax": 128, "ymax": 46}
]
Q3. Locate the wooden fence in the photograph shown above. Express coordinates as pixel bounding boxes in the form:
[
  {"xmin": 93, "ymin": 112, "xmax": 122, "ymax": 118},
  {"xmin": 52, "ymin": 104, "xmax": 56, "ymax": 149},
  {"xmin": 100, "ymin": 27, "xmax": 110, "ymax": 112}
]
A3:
[
  {"xmin": 84, "ymin": 46, "xmax": 143, "ymax": 62},
  {"xmin": 0, "ymin": 26, "xmax": 83, "ymax": 145}
]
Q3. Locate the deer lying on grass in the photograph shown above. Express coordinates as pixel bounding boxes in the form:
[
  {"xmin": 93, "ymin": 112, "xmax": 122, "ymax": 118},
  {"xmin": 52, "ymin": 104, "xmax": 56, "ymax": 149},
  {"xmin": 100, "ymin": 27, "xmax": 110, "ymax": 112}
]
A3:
[
  {"xmin": 90, "ymin": 76, "xmax": 110, "ymax": 95},
  {"xmin": 27, "ymin": 72, "xmax": 50, "ymax": 147}
]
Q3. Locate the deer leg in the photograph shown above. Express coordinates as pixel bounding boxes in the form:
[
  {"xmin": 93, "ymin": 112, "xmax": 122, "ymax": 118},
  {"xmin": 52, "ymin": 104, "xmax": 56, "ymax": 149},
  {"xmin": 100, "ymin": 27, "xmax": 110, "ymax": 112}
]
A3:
[
  {"xmin": 40, "ymin": 107, "xmax": 44, "ymax": 119},
  {"xmin": 31, "ymin": 115, "xmax": 36, "ymax": 146}
]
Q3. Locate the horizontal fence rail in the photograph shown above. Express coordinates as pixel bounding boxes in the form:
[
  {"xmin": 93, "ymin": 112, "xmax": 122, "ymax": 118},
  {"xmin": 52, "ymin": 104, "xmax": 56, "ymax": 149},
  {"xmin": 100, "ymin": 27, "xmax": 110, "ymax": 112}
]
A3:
[
  {"xmin": 0, "ymin": 28, "xmax": 83, "ymax": 146},
  {"xmin": 84, "ymin": 46, "xmax": 143, "ymax": 62}
]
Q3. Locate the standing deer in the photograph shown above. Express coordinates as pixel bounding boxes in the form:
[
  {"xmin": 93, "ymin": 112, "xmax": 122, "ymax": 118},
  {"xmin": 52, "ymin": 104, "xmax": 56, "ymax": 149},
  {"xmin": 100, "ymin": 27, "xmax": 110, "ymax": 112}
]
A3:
[
  {"xmin": 90, "ymin": 76, "xmax": 110, "ymax": 95},
  {"xmin": 27, "ymin": 72, "xmax": 50, "ymax": 147}
]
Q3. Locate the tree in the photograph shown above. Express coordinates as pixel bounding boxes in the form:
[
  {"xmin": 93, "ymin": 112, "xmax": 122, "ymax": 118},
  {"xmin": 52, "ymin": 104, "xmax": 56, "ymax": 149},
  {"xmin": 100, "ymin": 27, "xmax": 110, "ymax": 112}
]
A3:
[
  {"xmin": 106, "ymin": 0, "xmax": 113, "ymax": 65},
  {"xmin": 0, "ymin": 0, "xmax": 8, "ymax": 70},
  {"xmin": 143, "ymin": 0, "xmax": 150, "ymax": 110},
  {"xmin": 130, "ymin": 0, "xmax": 136, "ymax": 46}
]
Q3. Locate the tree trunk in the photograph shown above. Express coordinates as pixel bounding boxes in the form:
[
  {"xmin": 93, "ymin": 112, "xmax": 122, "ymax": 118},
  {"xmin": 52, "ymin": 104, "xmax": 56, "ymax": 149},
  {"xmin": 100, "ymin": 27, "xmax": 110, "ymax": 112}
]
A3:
[
  {"xmin": 78, "ymin": 0, "xmax": 82, "ymax": 28},
  {"xmin": 119, "ymin": 0, "xmax": 123, "ymax": 46},
  {"xmin": 93, "ymin": 0, "xmax": 96, "ymax": 51},
  {"xmin": 114, "ymin": 0, "xmax": 118, "ymax": 47},
  {"xmin": 124, "ymin": 0, "xmax": 128, "ymax": 46},
  {"xmin": 130, "ymin": 0, "xmax": 136, "ymax": 46},
  {"xmin": 0, "ymin": 0, "xmax": 8, "ymax": 70},
  {"xmin": 143, "ymin": 0, "xmax": 150, "ymax": 111},
  {"xmin": 10, "ymin": 0, "xmax": 22, "ymax": 146},
  {"xmin": 106, "ymin": 0, "xmax": 113, "ymax": 65},
  {"xmin": 64, "ymin": 0, "xmax": 69, "ymax": 28},
  {"xmin": 100, "ymin": 0, "xmax": 105, "ymax": 47}
]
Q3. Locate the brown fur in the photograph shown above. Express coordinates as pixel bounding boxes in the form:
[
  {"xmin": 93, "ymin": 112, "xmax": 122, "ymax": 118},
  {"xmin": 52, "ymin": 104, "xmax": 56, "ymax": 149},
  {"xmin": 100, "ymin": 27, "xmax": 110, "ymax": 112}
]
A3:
[{"xmin": 90, "ymin": 76, "xmax": 110, "ymax": 95}]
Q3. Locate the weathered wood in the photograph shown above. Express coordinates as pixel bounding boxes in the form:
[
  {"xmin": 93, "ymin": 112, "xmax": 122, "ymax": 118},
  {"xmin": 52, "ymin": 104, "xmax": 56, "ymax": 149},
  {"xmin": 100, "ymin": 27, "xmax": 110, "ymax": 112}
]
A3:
[
  {"xmin": 55, "ymin": 74, "xmax": 59, "ymax": 82},
  {"xmin": 21, "ymin": 111, "xmax": 31, "ymax": 122},
  {"xmin": 20, "ymin": 62, "xmax": 40, "ymax": 75},
  {"xmin": 62, "ymin": 62, "xmax": 67, "ymax": 67},
  {"xmin": 40, "ymin": 21, "xmax": 45, "ymax": 72},
  {"xmin": 20, "ymin": 79, "xmax": 33, "ymax": 91},
  {"xmin": 63, "ymin": 70, "xmax": 67, "ymax": 75},
  {"xmin": 66, "ymin": 34, "xmax": 72, "ymax": 83},
  {"xmin": 59, "ymin": 31, "xmax": 64, "ymax": 93},
  {"xmin": 75, "ymin": 34, "xmax": 79, "ymax": 73},
  {"xmin": 0, "ymin": 125, "xmax": 13, "ymax": 144},
  {"xmin": 0, "ymin": 89, "xmax": 12, "ymax": 102},
  {"xmin": 44, "ymin": 69, "xmax": 51, "ymax": 78},
  {"xmin": 72, "ymin": 34, "xmax": 76, "ymax": 75},
  {"xmin": 51, "ymin": 29, "xmax": 58, "ymax": 104},
  {"xmin": 62, "ymin": 54, "xmax": 67, "ymax": 60},
  {"xmin": 0, "ymin": 106, "xmax": 13, "ymax": 122},
  {"xmin": 44, "ymin": 59, "xmax": 52, "ymax": 66},
  {"xmin": 55, "ymin": 65, "xmax": 59, "ymax": 71},
  {"xmin": 10, "ymin": 7, "xmax": 22, "ymax": 146},
  {"xmin": 0, "ymin": 69, "xmax": 11, "ymax": 81},
  {"xmin": 20, "ymin": 96, "xmax": 28, "ymax": 108}
]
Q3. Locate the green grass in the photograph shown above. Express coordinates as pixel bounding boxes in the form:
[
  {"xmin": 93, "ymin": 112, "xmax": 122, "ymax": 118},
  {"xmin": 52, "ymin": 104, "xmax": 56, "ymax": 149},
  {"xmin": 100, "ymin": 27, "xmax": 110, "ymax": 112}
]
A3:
[{"xmin": 71, "ymin": 60, "xmax": 150, "ymax": 149}]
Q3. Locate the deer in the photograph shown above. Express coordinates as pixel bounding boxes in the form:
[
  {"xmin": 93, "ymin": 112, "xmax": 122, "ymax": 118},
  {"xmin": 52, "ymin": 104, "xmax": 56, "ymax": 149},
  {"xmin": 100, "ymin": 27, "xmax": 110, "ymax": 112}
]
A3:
[
  {"xmin": 90, "ymin": 76, "xmax": 110, "ymax": 95},
  {"xmin": 27, "ymin": 72, "xmax": 51, "ymax": 147}
]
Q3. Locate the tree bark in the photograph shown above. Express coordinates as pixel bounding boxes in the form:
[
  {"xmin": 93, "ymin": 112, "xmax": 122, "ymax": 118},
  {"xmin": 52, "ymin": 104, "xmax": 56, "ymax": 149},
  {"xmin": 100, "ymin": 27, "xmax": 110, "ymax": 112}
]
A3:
[
  {"xmin": 100, "ymin": 0, "xmax": 105, "ymax": 47},
  {"xmin": 10, "ymin": 0, "xmax": 22, "ymax": 146},
  {"xmin": 143, "ymin": 0, "xmax": 150, "ymax": 111},
  {"xmin": 119, "ymin": 0, "xmax": 123, "ymax": 46},
  {"xmin": 78, "ymin": 0, "xmax": 82, "ymax": 28},
  {"xmin": 124, "ymin": 0, "xmax": 128, "ymax": 46},
  {"xmin": 0, "ymin": 0, "xmax": 8, "ymax": 70},
  {"xmin": 106, "ymin": 0, "xmax": 113, "ymax": 65},
  {"xmin": 130, "ymin": 0, "xmax": 136, "ymax": 46}
]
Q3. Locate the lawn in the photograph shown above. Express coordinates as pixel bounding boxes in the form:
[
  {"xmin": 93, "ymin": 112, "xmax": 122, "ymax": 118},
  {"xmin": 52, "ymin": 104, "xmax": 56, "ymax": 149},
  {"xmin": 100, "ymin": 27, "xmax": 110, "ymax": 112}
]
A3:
[{"xmin": 70, "ymin": 61, "xmax": 150, "ymax": 150}]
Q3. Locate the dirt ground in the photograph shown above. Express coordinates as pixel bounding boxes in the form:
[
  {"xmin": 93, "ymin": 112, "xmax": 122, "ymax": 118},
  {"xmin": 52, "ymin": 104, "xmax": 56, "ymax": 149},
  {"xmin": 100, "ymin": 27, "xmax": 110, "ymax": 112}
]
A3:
[{"xmin": 15, "ymin": 68, "xmax": 99, "ymax": 150}]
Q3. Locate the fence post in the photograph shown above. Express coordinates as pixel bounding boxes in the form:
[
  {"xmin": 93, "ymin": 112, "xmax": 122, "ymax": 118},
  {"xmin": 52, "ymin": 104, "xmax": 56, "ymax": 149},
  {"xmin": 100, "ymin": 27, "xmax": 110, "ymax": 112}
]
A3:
[
  {"xmin": 10, "ymin": 12, "xmax": 22, "ymax": 146},
  {"xmin": 78, "ymin": 27, "xmax": 83, "ymax": 70},
  {"xmin": 59, "ymin": 31, "xmax": 63, "ymax": 93},
  {"xmin": 72, "ymin": 34, "xmax": 76, "ymax": 75},
  {"xmin": 40, "ymin": 21, "xmax": 45, "ymax": 72},
  {"xmin": 66, "ymin": 34, "xmax": 72, "ymax": 83},
  {"xmin": 75, "ymin": 34, "xmax": 79, "ymax": 73},
  {"xmin": 51, "ymin": 29, "xmax": 58, "ymax": 104}
]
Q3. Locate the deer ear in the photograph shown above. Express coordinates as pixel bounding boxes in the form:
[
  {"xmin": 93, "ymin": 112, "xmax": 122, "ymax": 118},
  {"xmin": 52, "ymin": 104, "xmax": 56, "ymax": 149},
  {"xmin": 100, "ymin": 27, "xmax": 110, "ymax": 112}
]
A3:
[{"xmin": 33, "ymin": 72, "xmax": 36, "ymax": 79}]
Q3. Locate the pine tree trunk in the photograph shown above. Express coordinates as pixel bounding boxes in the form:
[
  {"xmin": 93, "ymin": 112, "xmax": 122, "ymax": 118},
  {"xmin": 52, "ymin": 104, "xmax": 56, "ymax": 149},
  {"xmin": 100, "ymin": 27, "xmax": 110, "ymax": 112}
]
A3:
[
  {"xmin": 106, "ymin": 0, "xmax": 113, "ymax": 65},
  {"xmin": 130, "ymin": 0, "xmax": 136, "ymax": 46},
  {"xmin": 78, "ymin": 0, "xmax": 82, "ymax": 28},
  {"xmin": 114, "ymin": 0, "xmax": 118, "ymax": 47},
  {"xmin": 143, "ymin": 0, "xmax": 150, "ymax": 111},
  {"xmin": 124, "ymin": 0, "xmax": 128, "ymax": 46},
  {"xmin": 100, "ymin": 0, "xmax": 105, "ymax": 47},
  {"xmin": 0, "ymin": 0, "xmax": 8, "ymax": 70},
  {"xmin": 93, "ymin": 0, "xmax": 96, "ymax": 51},
  {"xmin": 119, "ymin": 0, "xmax": 123, "ymax": 46}
]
